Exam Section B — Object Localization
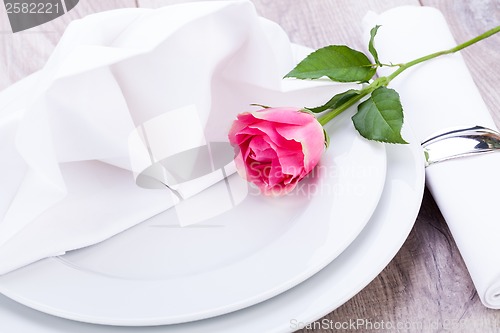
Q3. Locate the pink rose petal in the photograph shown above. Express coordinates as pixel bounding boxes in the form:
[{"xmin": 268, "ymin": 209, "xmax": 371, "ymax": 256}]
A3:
[{"xmin": 228, "ymin": 107, "xmax": 326, "ymax": 196}]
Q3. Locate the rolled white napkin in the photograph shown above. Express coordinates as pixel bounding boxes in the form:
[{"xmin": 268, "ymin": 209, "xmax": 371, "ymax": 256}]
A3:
[
  {"xmin": 364, "ymin": 6, "xmax": 500, "ymax": 308},
  {"xmin": 0, "ymin": 0, "xmax": 354, "ymax": 274}
]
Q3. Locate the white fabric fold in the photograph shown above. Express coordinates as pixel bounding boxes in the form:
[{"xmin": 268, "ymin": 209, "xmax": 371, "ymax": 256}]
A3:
[
  {"xmin": 0, "ymin": 0, "xmax": 356, "ymax": 274},
  {"xmin": 364, "ymin": 6, "xmax": 500, "ymax": 309}
]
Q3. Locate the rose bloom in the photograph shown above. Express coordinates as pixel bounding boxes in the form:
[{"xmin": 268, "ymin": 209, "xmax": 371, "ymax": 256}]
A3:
[{"xmin": 228, "ymin": 107, "xmax": 326, "ymax": 196}]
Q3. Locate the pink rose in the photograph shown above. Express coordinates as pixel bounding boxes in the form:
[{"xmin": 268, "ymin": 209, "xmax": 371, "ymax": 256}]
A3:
[{"xmin": 228, "ymin": 107, "xmax": 326, "ymax": 196}]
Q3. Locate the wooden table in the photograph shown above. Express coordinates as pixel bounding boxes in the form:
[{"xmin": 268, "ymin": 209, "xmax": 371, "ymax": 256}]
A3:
[{"xmin": 1, "ymin": 1, "xmax": 499, "ymax": 332}]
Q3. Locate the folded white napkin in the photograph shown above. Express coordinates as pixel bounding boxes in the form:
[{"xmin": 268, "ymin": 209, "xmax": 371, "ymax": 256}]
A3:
[
  {"xmin": 364, "ymin": 6, "xmax": 500, "ymax": 309},
  {"xmin": 0, "ymin": 0, "xmax": 354, "ymax": 275}
]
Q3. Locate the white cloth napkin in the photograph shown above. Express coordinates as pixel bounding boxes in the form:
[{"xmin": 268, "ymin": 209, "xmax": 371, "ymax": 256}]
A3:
[
  {"xmin": 0, "ymin": 0, "xmax": 354, "ymax": 275},
  {"xmin": 364, "ymin": 6, "xmax": 500, "ymax": 309}
]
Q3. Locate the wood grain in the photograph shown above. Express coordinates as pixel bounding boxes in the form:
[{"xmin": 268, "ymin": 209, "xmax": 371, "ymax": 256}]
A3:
[{"xmin": 1, "ymin": 0, "xmax": 500, "ymax": 332}]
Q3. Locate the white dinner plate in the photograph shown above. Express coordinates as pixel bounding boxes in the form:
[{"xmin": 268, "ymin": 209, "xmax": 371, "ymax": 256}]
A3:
[
  {"xmin": 0, "ymin": 120, "xmax": 424, "ymax": 333},
  {"xmin": 0, "ymin": 110, "xmax": 386, "ymax": 326}
]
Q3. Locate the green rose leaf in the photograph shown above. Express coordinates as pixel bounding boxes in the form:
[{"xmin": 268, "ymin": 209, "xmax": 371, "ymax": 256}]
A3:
[
  {"xmin": 307, "ymin": 89, "xmax": 361, "ymax": 113},
  {"xmin": 284, "ymin": 45, "xmax": 376, "ymax": 83},
  {"xmin": 352, "ymin": 87, "xmax": 408, "ymax": 144},
  {"xmin": 369, "ymin": 25, "xmax": 381, "ymax": 66}
]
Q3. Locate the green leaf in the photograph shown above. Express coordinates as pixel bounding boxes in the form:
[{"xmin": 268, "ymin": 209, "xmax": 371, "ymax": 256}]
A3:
[
  {"xmin": 368, "ymin": 25, "xmax": 381, "ymax": 66},
  {"xmin": 306, "ymin": 89, "xmax": 361, "ymax": 113},
  {"xmin": 284, "ymin": 45, "xmax": 376, "ymax": 83},
  {"xmin": 352, "ymin": 87, "xmax": 408, "ymax": 144}
]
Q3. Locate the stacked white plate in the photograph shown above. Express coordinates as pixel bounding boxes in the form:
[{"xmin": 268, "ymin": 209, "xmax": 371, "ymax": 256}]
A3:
[
  {"xmin": 0, "ymin": 109, "xmax": 425, "ymax": 332},
  {"xmin": 0, "ymin": 3, "xmax": 425, "ymax": 332}
]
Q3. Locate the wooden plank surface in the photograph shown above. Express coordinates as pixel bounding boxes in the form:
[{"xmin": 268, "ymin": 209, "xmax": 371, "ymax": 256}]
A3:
[{"xmin": 2, "ymin": 0, "xmax": 500, "ymax": 332}]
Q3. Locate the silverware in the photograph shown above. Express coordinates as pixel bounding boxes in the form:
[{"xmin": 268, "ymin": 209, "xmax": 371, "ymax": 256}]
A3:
[{"xmin": 422, "ymin": 125, "xmax": 500, "ymax": 167}]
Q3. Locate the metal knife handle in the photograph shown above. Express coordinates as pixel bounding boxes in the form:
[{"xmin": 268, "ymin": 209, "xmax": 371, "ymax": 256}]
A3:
[{"xmin": 422, "ymin": 125, "xmax": 500, "ymax": 167}]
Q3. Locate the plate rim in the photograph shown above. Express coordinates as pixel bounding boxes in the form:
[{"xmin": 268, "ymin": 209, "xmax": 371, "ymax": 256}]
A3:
[
  {"xmin": 0, "ymin": 124, "xmax": 425, "ymax": 333},
  {"xmin": 0, "ymin": 115, "xmax": 387, "ymax": 326}
]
